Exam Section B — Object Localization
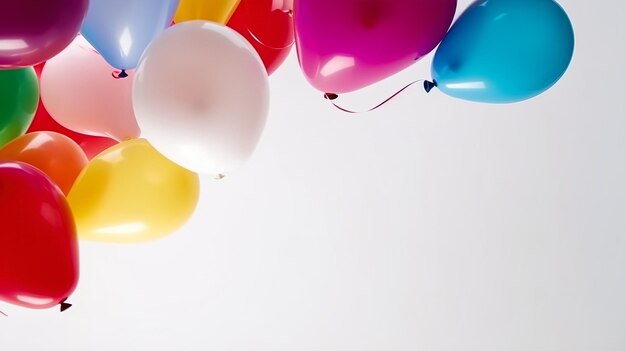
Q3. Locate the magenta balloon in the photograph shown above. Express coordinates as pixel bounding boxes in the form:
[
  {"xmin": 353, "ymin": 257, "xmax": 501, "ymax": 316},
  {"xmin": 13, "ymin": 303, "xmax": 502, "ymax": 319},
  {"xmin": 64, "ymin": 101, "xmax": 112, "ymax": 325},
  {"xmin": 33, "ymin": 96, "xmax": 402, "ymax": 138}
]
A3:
[
  {"xmin": 295, "ymin": 0, "xmax": 457, "ymax": 94},
  {"xmin": 0, "ymin": 0, "xmax": 89, "ymax": 68}
]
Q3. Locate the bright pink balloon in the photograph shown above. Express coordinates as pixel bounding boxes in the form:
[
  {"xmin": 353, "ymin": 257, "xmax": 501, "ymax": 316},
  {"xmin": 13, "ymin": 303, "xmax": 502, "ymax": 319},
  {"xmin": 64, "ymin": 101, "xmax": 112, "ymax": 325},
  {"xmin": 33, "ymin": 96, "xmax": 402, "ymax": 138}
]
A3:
[
  {"xmin": 40, "ymin": 36, "xmax": 140, "ymax": 141},
  {"xmin": 295, "ymin": 0, "xmax": 457, "ymax": 93}
]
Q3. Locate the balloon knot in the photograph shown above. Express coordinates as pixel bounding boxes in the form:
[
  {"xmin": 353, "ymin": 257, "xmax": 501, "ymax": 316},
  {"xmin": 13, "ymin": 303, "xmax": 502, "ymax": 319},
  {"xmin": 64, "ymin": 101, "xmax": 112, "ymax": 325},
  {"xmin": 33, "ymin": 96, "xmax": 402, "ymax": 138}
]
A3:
[
  {"xmin": 423, "ymin": 80, "xmax": 437, "ymax": 93},
  {"xmin": 60, "ymin": 298, "xmax": 72, "ymax": 312},
  {"xmin": 324, "ymin": 93, "xmax": 338, "ymax": 100},
  {"xmin": 112, "ymin": 69, "xmax": 128, "ymax": 79}
]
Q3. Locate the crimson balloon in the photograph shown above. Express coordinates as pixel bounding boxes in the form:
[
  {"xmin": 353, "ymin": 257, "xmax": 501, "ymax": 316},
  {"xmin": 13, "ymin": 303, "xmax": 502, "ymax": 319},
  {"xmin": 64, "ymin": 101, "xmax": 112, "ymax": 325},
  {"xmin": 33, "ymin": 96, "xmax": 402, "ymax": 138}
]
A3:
[
  {"xmin": 228, "ymin": 0, "xmax": 294, "ymax": 75},
  {"xmin": 0, "ymin": 162, "xmax": 79, "ymax": 310}
]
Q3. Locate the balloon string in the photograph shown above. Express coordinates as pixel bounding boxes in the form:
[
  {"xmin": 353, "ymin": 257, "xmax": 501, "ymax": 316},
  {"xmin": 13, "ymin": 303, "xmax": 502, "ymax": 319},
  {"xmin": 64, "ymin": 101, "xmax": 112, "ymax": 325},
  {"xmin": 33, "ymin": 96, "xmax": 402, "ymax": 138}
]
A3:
[
  {"xmin": 324, "ymin": 80, "xmax": 437, "ymax": 114},
  {"xmin": 0, "ymin": 310, "xmax": 7, "ymax": 317}
]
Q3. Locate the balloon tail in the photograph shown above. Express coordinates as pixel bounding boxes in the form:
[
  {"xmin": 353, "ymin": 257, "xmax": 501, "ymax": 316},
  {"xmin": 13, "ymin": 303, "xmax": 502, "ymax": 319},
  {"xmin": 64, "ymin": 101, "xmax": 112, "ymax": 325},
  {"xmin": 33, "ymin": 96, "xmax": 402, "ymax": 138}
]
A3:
[
  {"xmin": 424, "ymin": 80, "xmax": 438, "ymax": 93},
  {"xmin": 112, "ymin": 69, "xmax": 128, "ymax": 79},
  {"xmin": 324, "ymin": 79, "xmax": 428, "ymax": 114},
  {"xmin": 60, "ymin": 298, "xmax": 72, "ymax": 312}
]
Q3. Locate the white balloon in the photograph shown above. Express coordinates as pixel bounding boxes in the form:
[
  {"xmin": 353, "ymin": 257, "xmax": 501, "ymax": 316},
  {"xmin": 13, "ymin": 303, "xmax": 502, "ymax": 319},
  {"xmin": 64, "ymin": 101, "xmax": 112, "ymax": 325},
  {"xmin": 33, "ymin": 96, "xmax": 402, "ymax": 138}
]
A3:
[{"xmin": 132, "ymin": 21, "xmax": 270, "ymax": 176}]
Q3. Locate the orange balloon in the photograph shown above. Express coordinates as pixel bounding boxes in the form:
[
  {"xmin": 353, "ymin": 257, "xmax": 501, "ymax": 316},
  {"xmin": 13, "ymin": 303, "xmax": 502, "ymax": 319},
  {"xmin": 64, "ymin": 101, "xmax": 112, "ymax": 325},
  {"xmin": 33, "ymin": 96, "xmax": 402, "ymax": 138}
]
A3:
[{"xmin": 0, "ymin": 132, "xmax": 88, "ymax": 195}]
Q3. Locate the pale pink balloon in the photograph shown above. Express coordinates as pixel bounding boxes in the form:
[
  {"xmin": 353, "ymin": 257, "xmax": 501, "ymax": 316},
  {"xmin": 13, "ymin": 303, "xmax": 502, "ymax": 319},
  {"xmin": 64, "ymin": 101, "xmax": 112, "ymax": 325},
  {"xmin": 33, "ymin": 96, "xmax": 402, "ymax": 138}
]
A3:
[{"xmin": 40, "ymin": 36, "xmax": 140, "ymax": 141}]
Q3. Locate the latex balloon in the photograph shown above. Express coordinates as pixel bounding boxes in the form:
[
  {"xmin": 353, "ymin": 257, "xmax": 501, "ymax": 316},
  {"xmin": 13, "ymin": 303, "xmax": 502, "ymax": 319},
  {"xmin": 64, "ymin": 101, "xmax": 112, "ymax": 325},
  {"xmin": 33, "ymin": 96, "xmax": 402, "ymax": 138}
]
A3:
[
  {"xmin": 28, "ymin": 98, "xmax": 118, "ymax": 160},
  {"xmin": 67, "ymin": 139, "xmax": 200, "ymax": 243},
  {"xmin": 0, "ymin": 68, "xmax": 39, "ymax": 148},
  {"xmin": 40, "ymin": 36, "xmax": 140, "ymax": 141},
  {"xmin": 227, "ymin": 0, "xmax": 294, "ymax": 75},
  {"xmin": 175, "ymin": 0, "xmax": 241, "ymax": 24},
  {"xmin": 0, "ymin": 0, "xmax": 88, "ymax": 68},
  {"xmin": 81, "ymin": 0, "xmax": 179, "ymax": 70},
  {"xmin": 431, "ymin": 0, "xmax": 575, "ymax": 103},
  {"xmin": 0, "ymin": 132, "xmax": 88, "ymax": 195},
  {"xmin": 295, "ymin": 0, "xmax": 457, "ymax": 94},
  {"xmin": 0, "ymin": 162, "xmax": 79, "ymax": 310},
  {"xmin": 133, "ymin": 21, "xmax": 269, "ymax": 176}
]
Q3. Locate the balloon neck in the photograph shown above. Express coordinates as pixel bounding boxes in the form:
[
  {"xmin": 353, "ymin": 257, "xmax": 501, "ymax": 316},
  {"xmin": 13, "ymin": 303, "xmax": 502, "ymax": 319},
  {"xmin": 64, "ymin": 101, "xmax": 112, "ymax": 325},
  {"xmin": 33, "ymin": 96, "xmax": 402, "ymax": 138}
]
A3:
[
  {"xmin": 324, "ymin": 93, "xmax": 338, "ymax": 100},
  {"xmin": 424, "ymin": 80, "xmax": 437, "ymax": 93},
  {"xmin": 112, "ymin": 69, "xmax": 129, "ymax": 79},
  {"xmin": 60, "ymin": 298, "xmax": 72, "ymax": 312},
  {"xmin": 214, "ymin": 174, "xmax": 225, "ymax": 181}
]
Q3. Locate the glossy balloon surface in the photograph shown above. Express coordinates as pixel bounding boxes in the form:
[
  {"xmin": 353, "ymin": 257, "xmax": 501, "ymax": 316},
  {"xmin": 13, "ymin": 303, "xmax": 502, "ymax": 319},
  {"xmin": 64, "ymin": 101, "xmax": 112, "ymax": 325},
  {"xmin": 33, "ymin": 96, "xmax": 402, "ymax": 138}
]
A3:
[
  {"xmin": 295, "ymin": 0, "xmax": 457, "ymax": 93},
  {"xmin": 133, "ymin": 21, "xmax": 269, "ymax": 176},
  {"xmin": 227, "ymin": 0, "xmax": 294, "ymax": 75},
  {"xmin": 0, "ymin": 68, "xmax": 39, "ymax": 148},
  {"xmin": 81, "ymin": 0, "xmax": 179, "ymax": 70},
  {"xmin": 0, "ymin": 0, "xmax": 88, "ymax": 68},
  {"xmin": 432, "ymin": 0, "xmax": 575, "ymax": 103},
  {"xmin": 68, "ymin": 139, "xmax": 200, "ymax": 243},
  {"xmin": 40, "ymin": 37, "xmax": 140, "ymax": 141},
  {"xmin": 0, "ymin": 162, "xmax": 79, "ymax": 310},
  {"xmin": 0, "ymin": 132, "xmax": 88, "ymax": 195},
  {"xmin": 175, "ymin": 0, "xmax": 241, "ymax": 24}
]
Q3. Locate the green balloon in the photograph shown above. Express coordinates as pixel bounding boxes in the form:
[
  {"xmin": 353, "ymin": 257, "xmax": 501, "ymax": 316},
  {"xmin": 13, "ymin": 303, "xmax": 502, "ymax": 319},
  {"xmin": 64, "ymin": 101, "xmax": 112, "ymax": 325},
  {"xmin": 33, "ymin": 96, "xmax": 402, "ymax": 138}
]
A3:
[{"xmin": 0, "ymin": 68, "xmax": 39, "ymax": 148}]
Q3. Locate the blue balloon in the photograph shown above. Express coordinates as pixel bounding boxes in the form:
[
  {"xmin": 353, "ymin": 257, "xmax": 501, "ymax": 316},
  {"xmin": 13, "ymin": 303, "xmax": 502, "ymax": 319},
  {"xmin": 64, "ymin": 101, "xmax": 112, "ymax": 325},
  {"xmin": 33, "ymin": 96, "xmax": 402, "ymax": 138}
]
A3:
[
  {"xmin": 81, "ymin": 0, "xmax": 179, "ymax": 71},
  {"xmin": 431, "ymin": 0, "xmax": 574, "ymax": 103}
]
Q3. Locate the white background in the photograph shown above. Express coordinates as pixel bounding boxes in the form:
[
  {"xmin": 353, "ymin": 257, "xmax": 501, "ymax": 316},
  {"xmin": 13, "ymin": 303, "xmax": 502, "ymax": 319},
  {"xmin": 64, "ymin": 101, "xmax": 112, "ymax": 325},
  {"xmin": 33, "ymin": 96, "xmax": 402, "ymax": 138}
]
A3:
[{"xmin": 2, "ymin": 0, "xmax": 625, "ymax": 350}]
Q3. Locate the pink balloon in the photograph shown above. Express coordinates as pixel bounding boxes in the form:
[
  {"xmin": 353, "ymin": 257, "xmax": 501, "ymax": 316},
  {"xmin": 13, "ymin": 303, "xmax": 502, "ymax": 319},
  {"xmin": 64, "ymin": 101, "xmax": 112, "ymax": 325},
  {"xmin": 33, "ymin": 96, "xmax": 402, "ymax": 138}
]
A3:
[
  {"xmin": 295, "ymin": 0, "xmax": 457, "ymax": 93},
  {"xmin": 40, "ymin": 37, "xmax": 140, "ymax": 141}
]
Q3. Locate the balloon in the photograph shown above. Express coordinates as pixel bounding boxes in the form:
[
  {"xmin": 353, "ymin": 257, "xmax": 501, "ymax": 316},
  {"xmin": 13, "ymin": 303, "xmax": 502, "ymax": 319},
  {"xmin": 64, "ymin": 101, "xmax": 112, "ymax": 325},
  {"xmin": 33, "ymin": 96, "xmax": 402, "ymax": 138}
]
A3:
[
  {"xmin": 175, "ymin": 0, "xmax": 241, "ymax": 24},
  {"xmin": 40, "ymin": 37, "xmax": 140, "ymax": 141},
  {"xmin": 28, "ymin": 98, "xmax": 118, "ymax": 160},
  {"xmin": 0, "ymin": 132, "xmax": 88, "ymax": 196},
  {"xmin": 0, "ymin": 68, "xmax": 39, "ymax": 148},
  {"xmin": 0, "ymin": 0, "xmax": 88, "ymax": 68},
  {"xmin": 0, "ymin": 162, "xmax": 79, "ymax": 310},
  {"xmin": 133, "ymin": 21, "xmax": 269, "ymax": 176},
  {"xmin": 431, "ymin": 0, "xmax": 575, "ymax": 104},
  {"xmin": 227, "ymin": 0, "xmax": 294, "ymax": 75},
  {"xmin": 67, "ymin": 139, "xmax": 200, "ymax": 243},
  {"xmin": 81, "ymin": 0, "xmax": 179, "ymax": 70},
  {"xmin": 295, "ymin": 0, "xmax": 457, "ymax": 94}
]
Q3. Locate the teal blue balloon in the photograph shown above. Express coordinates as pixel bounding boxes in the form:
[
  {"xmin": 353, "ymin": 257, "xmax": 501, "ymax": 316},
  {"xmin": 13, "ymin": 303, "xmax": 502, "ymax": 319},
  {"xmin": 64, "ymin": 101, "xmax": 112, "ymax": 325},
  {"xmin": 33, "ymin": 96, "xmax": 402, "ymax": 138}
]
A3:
[
  {"xmin": 81, "ymin": 0, "xmax": 179, "ymax": 71},
  {"xmin": 431, "ymin": 0, "xmax": 574, "ymax": 103}
]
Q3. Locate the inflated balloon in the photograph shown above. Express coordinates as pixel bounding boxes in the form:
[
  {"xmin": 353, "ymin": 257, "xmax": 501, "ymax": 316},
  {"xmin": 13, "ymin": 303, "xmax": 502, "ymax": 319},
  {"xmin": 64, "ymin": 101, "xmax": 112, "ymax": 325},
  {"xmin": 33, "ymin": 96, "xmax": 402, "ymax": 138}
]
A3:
[
  {"xmin": 28, "ymin": 98, "xmax": 118, "ymax": 160},
  {"xmin": 0, "ymin": 162, "xmax": 79, "ymax": 310},
  {"xmin": 0, "ymin": 68, "xmax": 39, "ymax": 148},
  {"xmin": 0, "ymin": 0, "xmax": 88, "ymax": 68},
  {"xmin": 81, "ymin": 0, "xmax": 179, "ymax": 70},
  {"xmin": 0, "ymin": 132, "xmax": 88, "ymax": 195},
  {"xmin": 41, "ymin": 37, "xmax": 140, "ymax": 141},
  {"xmin": 228, "ymin": 0, "xmax": 294, "ymax": 75},
  {"xmin": 431, "ymin": 0, "xmax": 575, "ymax": 103},
  {"xmin": 67, "ymin": 139, "xmax": 200, "ymax": 243},
  {"xmin": 175, "ymin": 0, "xmax": 241, "ymax": 24},
  {"xmin": 295, "ymin": 0, "xmax": 457, "ymax": 93},
  {"xmin": 133, "ymin": 21, "xmax": 269, "ymax": 176}
]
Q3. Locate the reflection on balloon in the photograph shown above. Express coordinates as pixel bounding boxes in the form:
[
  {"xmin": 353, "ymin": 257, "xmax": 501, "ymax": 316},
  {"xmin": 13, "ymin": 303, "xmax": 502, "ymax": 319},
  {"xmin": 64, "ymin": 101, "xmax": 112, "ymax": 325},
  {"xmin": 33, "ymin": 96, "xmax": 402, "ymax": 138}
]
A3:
[
  {"xmin": 133, "ymin": 21, "xmax": 269, "ymax": 176},
  {"xmin": 40, "ymin": 36, "xmax": 140, "ymax": 141},
  {"xmin": 227, "ymin": 0, "xmax": 294, "ymax": 75},
  {"xmin": 431, "ymin": 0, "xmax": 575, "ymax": 103},
  {"xmin": 0, "ymin": 162, "xmax": 79, "ymax": 310},
  {"xmin": 295, "ymin": 0, "xmax": 457, "ymax": 93},
  {"xmin": 0, "ymin": 68, "xmax": 39, "ymax": 148},
  {"xmin": 0, "ymin": 1, "xmax": 88, "ymax": 68},
  {"xmin": 0, "ymin": 132, "xmax": 88, "ymax": 195},
  {"xmin": 174, "ymin": 0, "xmax": 241, "ymax": 24},
  {"xmin": 81, "ymin": 0, "xmax": 179, "ymax": 70},
  {"xmin": 67, "ymin": 139, "xmax": 200, "ymax": 243}
]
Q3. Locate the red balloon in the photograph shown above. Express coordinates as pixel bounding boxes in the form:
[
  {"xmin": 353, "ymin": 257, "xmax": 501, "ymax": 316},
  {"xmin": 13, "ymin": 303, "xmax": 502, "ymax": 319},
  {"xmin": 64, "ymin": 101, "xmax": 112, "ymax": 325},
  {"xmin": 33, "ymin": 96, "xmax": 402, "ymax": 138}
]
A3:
[
  {"xmin": 0, "ymin": 162, "xmax": 79, "ymax": 310},
  {"xmin": 29, "ymin": 62, "xmax": 117, "ymax": 160},
  {"xmin": 227, "ymin": 0, "xmax": 294, "ymax": 75}
]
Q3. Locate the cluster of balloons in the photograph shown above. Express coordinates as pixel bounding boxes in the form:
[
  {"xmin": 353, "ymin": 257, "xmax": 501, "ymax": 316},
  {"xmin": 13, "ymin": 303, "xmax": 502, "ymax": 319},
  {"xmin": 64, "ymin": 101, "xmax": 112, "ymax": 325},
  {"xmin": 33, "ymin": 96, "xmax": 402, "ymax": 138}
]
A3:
[{"xmin": 1, "ymin": 0, "xmax": 573, "ymax": 312}]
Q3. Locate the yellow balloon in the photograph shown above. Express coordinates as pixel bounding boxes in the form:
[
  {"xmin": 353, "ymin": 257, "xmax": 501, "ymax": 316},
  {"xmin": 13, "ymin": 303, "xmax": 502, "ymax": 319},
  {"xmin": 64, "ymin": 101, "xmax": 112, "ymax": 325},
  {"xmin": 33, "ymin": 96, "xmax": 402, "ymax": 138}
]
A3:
[
  {"xmin": 67, "ymin": 139, "xmax": 200, "ymax": 243},
  {"xmin": 174, "ymin": 0, "xmax": 241, "ymax": 24}
]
